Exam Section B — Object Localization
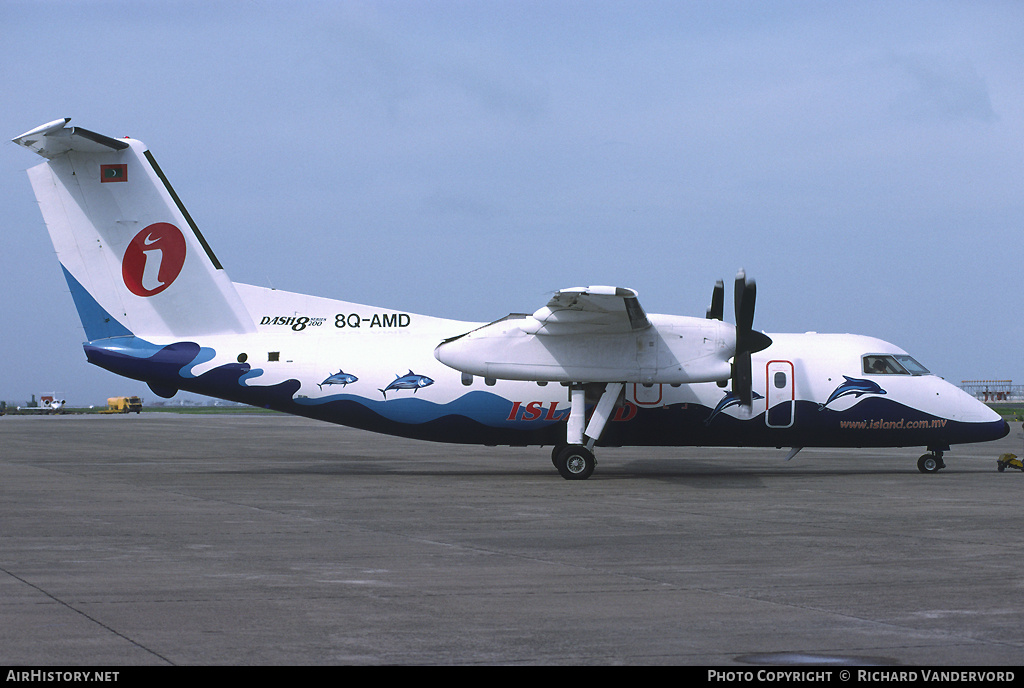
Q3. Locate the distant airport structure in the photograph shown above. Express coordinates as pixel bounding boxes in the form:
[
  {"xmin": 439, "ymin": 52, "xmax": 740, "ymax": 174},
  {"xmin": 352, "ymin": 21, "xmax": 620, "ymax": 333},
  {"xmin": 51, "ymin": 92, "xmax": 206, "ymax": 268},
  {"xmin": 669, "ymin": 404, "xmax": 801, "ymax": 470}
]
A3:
[{"xmin": 961, "ymin": 380, "xmax": 1023, "ymax": 402}]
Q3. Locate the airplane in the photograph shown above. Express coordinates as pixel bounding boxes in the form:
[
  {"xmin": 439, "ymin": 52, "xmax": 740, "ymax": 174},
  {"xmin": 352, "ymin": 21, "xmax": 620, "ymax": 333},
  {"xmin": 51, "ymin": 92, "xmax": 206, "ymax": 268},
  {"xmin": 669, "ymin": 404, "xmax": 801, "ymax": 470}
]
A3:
[
  {"xmin": 16, "ymin": 397, "xmax": 66, "ymax": 414},
  {"xmin": 12, "ymin": 118, "xmax": 1009, "ymax": 479}
]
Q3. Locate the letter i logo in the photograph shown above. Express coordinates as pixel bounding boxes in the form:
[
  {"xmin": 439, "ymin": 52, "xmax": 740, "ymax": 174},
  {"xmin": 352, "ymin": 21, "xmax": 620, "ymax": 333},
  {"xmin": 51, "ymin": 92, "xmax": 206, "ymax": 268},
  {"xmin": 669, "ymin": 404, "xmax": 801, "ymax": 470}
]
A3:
[{"xmin": 122, "ymin": 223, "xmax": 187, "ymax": 296}]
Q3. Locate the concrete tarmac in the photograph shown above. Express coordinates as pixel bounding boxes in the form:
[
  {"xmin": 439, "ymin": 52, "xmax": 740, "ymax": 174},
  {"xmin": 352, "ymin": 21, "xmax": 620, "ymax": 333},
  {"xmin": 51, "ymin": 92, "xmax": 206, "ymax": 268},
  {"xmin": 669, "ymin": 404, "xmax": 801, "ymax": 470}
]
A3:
[{"xmin": 1, "ymin": 412, "xmax": 1022, "ymax": 666}]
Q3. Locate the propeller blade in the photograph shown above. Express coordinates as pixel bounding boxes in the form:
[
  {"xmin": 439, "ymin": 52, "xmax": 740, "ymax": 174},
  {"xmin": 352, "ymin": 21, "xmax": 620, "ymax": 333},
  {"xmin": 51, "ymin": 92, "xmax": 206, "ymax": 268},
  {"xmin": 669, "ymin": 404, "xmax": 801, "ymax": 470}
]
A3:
[
  {"xmin": 734, "ymin": 350, "xmax": 753, "ymax": 407},
  {"xmin": 734, "ymin": 269, "xmax": 755, "ymax": 344},
  {"xmin": 733, "ymin": 269, "xmax": 772, "ymax": 355},
  {"xmin": 730, "ymin": 269, "xmax": 772, "ymax": 407},
  {"xmin": 706, "ymin": 280, "xmax": 724, "ymax": 320}
]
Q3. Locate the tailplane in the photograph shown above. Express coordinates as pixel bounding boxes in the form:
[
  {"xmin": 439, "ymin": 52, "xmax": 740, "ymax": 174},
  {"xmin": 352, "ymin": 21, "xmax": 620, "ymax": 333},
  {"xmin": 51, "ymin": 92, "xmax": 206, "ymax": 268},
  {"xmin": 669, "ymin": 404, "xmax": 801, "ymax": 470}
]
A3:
[{"xmin": 13, "ymin": 118, "xmax": 255, "ymax": 340}]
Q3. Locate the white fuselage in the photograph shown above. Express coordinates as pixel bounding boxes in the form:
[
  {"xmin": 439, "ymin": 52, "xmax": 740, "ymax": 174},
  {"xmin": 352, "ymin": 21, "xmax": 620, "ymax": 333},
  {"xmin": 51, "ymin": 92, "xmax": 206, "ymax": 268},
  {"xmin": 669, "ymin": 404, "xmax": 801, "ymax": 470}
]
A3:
[{"xmin": 83, "ymin": 282, "xmax": 1004, "ymax": 451}]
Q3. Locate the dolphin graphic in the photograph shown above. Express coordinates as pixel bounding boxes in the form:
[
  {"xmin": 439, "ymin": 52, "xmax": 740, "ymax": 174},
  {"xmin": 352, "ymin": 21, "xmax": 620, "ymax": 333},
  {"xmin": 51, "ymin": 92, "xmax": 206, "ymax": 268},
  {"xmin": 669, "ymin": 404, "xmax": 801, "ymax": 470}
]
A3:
[
  {"xmin": 379, "ymin": 370, "xmax": 434, "ymax": 400},
  {"xmin": 318, "ymin": 369, "xmax": 358, "ymax": 390},
  {"xmin": 819, "ymin": 376, "xmax": 886, "ymax": 410},
  {"xmin": 705, "ymin": 390, "xmax": 764, "ymax": 425}
]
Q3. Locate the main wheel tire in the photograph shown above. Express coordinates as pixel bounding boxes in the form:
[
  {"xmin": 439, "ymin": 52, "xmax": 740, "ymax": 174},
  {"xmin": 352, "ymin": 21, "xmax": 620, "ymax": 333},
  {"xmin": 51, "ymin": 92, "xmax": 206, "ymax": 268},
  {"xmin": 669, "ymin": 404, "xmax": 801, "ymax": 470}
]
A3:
[
  {"xmin": 555, "ymin": 444, "xmax": 595, "ymax": 480},
  {"xmin": 917, "ymin": 454, "xmax": 941, "ymax": 473},
  {"xmin": 551, "ymin": 443, "xmax": 568, "ymax": 468}
]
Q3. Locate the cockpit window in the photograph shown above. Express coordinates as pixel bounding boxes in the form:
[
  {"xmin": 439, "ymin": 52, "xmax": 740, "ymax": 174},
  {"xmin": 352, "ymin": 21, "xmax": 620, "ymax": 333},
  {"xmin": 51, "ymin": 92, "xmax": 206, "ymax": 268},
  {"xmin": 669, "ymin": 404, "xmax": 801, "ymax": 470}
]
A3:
[
  {"xmin": 862, "ymin": 354, "xmax": 930, "ymax": 376},
  {"xmin": 893, "ymin": 355, "xmax": 930, "ymax": 375}
]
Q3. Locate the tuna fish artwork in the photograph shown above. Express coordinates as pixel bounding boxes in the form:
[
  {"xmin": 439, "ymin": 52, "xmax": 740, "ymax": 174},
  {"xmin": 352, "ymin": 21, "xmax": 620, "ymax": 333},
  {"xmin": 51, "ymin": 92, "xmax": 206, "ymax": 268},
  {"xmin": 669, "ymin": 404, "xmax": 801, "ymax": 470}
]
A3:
[
  {"xmin": 318, "ymin": 370, "xmax": 358, "ymax": 390},
  {"xmin": 379, "ymin": 371, "xmax": 435, "ymax": 400}
]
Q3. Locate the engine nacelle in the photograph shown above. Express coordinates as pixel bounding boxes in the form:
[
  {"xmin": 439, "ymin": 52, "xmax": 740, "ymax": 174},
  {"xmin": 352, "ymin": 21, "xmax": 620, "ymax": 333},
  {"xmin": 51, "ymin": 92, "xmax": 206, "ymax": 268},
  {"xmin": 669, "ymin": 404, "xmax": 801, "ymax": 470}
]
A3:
[{"xmin": 434, "ymin": 313, "xmax": 737, "ymax": 385}]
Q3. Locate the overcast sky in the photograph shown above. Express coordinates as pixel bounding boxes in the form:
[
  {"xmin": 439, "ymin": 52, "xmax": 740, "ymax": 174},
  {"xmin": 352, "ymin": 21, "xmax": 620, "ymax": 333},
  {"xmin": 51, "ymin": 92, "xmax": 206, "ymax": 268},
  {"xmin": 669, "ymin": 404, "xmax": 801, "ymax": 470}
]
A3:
[{"xmin": 2, "ymin": 0, "xmax": 1022, "ymax": 406}]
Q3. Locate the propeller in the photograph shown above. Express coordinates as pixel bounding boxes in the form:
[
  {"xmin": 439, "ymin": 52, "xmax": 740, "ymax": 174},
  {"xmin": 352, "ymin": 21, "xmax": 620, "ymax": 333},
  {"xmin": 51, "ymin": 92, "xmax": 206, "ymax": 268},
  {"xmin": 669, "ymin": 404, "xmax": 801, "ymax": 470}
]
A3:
[
  {"xmin": 730, "ymin": 269, "xmax": 772, "ymax": 407},
  {"xmin": 706, "ymin": 280, "xmax": 724, "ymax": 321}
]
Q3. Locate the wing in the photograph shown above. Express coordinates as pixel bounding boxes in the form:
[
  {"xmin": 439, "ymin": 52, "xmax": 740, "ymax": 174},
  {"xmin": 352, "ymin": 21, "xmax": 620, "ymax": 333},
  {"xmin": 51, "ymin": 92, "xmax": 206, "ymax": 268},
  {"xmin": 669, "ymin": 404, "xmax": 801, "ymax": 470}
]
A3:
[
  {"xmin": 519, "ymin": 286, "xmax": 650, "ymax": 335},
  {"xmin": 433, "ymin": 277, "xmax": 765, "ymax": 387},
  {"xmin": 433, "ymin": 286, "xmax": 705, "ymax": 384}
]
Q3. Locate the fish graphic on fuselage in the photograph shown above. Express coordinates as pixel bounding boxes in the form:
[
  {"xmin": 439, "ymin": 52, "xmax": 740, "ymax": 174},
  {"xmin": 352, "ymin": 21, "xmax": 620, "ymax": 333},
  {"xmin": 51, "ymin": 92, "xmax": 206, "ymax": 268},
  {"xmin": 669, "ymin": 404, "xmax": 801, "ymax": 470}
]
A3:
[
  {"xmin": 379, "ymin": 371, "xmax": 435, "ymax": 400},
  {"xmin": 819, "ymin": 376, "xmax": 886, "ymax": 410},
  {"xmin": 704, "ymin": 390, "xmax": 764, "ymax": 425},
  {"xmin": 318, "ymin": 370, "xmax": 358, "ymax": 390}
]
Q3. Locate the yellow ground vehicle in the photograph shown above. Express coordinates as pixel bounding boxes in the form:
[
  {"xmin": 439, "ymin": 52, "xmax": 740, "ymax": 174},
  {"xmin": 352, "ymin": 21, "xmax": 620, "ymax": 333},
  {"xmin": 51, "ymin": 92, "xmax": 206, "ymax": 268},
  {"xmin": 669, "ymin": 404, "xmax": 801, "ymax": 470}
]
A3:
[
  {"xmin": 104, "ymin": 396, "xmax": 142, "ymax": 414},
  {"xmin": 996, "ymin": 454, "xmax": 1023, "ymax": 472}
]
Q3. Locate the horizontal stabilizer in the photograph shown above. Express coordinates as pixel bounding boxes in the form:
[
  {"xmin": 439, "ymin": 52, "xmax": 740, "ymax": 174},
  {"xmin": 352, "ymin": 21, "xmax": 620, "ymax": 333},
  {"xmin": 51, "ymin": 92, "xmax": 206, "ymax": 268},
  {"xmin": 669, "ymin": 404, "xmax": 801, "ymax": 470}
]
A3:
[{"xmin": 13, "ymin": 118, "xmax": 130, "ymax": 159}]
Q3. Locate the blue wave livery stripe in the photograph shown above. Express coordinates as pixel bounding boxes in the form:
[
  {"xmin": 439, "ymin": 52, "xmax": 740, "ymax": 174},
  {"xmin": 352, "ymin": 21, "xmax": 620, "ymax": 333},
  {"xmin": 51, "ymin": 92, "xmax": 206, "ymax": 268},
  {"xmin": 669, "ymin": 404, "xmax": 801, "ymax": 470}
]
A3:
[{"xmin": 79, "ymin": 338, "xmax": 1009, "ymax": 451}]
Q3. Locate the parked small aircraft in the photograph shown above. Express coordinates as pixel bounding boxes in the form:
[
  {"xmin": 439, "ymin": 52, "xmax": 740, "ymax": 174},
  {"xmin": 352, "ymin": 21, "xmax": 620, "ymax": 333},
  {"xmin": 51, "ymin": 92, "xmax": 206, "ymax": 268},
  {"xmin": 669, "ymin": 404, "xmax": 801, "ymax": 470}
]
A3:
[
  {"xmin": 16, "ymin": 397, "xmax": 66, "ymax": 414},
  {"xmin": 13, "ymin": 119, "xmax": 1009, "ymax": 478}
]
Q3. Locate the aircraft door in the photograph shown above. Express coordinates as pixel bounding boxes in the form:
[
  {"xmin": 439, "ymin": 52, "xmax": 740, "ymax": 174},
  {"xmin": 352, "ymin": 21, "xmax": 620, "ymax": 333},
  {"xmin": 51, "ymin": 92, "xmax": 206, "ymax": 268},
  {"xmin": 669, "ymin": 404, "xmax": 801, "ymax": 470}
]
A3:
[
  {"xmin": 631, "ymin": 383, "xmax": 663, "ymax": 406},
  {"xmin": 766, "ymin": 360, "xmax": 795, "ymax": 428},
  {"xmin": 634, "ymin": 329, "xmax": 663, "ymax": 405},
  {"xmin": 636, "ymin": 329, "xmax": 659, "ymax": 383}
]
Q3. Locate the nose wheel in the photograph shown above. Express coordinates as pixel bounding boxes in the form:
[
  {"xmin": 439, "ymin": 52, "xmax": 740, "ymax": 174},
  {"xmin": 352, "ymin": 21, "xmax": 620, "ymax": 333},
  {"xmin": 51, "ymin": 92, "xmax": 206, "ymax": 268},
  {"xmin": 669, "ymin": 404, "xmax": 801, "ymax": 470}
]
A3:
[{"xmin": 917, "ymin": 452, "xmax": 945, "ymax": 473}]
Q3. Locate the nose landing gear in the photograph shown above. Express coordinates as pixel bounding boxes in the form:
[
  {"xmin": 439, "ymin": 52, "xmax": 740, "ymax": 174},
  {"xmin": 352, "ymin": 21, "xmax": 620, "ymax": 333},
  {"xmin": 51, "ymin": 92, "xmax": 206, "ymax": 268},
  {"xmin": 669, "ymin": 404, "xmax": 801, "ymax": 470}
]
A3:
[{"xmin": 917, "ymin": 451, "xmax": 946, "ymax": 473}]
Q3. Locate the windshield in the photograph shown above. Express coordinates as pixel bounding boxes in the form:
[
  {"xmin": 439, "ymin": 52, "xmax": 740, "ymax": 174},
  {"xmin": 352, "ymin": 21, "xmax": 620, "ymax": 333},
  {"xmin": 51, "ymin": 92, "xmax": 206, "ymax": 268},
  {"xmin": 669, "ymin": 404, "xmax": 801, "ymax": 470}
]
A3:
[
  {"xmin": 892, "ymin": 355, "xmax": 930, "ymax": 375},
  {"xmin": 862, "ymin": 354, "xmax": 930, "ymax": 376}
]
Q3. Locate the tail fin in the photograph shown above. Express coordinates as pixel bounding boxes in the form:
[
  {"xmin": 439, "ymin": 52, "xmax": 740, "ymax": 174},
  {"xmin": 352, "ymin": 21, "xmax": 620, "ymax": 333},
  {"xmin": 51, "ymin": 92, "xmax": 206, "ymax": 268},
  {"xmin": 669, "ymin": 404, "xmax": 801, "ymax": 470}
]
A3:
[{"xmin": 13, "ymin": 118, "xmax": 255, "ymax": 340}]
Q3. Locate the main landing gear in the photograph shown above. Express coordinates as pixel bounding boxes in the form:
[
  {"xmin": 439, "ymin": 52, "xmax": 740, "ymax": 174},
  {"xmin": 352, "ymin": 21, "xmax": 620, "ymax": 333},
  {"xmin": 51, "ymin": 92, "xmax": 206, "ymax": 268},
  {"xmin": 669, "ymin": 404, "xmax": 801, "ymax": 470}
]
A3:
[
  {"xmin": 551, "ymin": 443, "xmax": 596, "ymax": 480},
  {"xmin": 917, "ymin": 450, "xmax": 946, "ymax": 474},
  {"xmin": 550, "ymin": 382, "xmax": 624, "ymax": 480}
]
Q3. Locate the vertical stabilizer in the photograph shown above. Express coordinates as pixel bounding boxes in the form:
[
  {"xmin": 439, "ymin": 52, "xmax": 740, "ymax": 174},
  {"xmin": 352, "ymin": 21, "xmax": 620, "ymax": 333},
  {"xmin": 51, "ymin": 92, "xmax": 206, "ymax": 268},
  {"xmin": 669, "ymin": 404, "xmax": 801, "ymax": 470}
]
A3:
[{"xmin": 13, "ymin": 119, "xmax": 255, "ymax": 340}]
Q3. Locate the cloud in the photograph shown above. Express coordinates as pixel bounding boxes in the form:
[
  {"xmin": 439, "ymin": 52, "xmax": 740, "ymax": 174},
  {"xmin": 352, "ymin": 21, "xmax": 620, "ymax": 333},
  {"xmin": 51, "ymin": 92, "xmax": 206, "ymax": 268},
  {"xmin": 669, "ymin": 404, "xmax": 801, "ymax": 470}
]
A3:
[{"xmin": 889, "ymin": 54, "xmax": 997, "ymax": 123}]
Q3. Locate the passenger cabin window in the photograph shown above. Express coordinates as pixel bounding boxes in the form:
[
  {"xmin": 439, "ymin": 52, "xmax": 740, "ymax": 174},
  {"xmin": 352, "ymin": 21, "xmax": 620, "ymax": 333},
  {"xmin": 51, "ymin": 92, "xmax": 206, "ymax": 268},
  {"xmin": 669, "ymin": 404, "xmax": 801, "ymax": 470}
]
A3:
[{"xmin": 862, "ymin": 354, "xmax": 930, "ymax": 376}]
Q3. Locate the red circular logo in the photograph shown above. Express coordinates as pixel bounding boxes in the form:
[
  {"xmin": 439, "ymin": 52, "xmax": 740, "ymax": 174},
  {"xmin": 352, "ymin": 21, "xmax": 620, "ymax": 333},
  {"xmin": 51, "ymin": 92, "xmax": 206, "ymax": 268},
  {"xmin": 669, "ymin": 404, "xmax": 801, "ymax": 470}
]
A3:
[{"xmin": 122, "ymin": 223, "xmax": 187, "ymax": 297}]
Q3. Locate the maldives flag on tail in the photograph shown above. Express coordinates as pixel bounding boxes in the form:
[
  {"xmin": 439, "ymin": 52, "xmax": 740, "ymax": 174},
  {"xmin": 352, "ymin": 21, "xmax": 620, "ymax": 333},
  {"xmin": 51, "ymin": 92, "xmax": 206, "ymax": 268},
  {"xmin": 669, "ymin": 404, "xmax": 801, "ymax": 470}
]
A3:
[{"xmin": 100, "ymin": 163, "xmax": 127, "ymax": 182}]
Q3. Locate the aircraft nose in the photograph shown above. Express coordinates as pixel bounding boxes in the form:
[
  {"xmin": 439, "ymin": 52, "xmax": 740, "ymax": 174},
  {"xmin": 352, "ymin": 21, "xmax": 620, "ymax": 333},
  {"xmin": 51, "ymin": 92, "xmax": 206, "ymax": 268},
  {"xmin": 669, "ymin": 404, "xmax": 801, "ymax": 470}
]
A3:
[
  {"xmin": 964, "ymin": 394, "xmax": 1010, "ymax": 441},
  {"xmin": 955, "ymin": 384, "xmax": 1003, "ymax": 422},
  {"xmin": 997, "ymin": 419, "xmax": 1011, "ymax": 439}
]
